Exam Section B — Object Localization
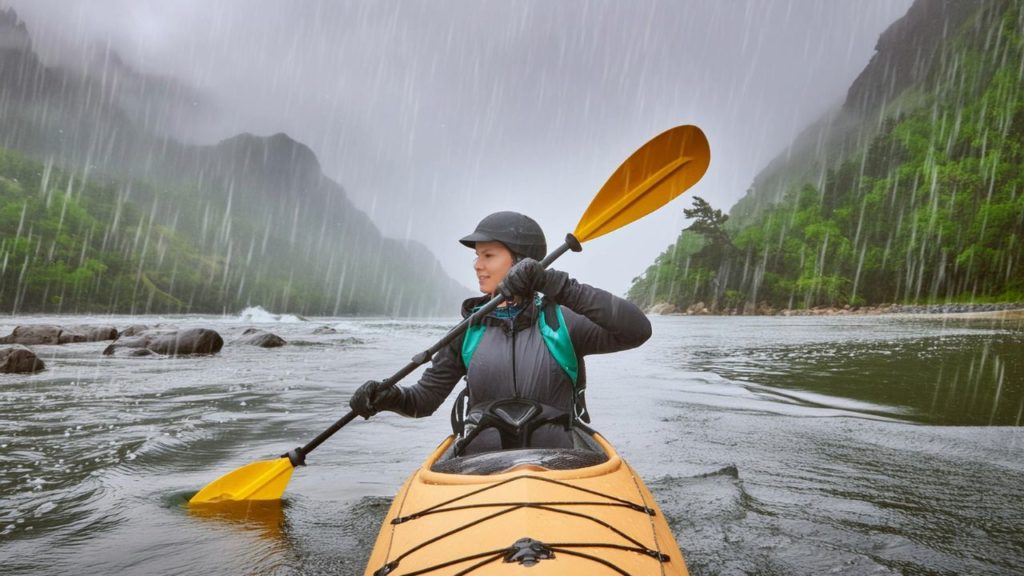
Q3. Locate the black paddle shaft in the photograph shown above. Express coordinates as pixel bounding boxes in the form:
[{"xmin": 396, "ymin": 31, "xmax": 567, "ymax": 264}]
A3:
[{"xmin": 285, "ymin": 234, "xmax": 584, "ymax": 466}]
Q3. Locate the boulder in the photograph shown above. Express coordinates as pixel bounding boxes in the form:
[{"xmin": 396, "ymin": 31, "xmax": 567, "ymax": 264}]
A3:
[
  {"xmin": 0, "ymin": 325, "xmax": 61, "ymax": 345},
  {"xmin": 119, "ymin": 324, "xmax": 156, "ymax": 337},
  {"xmin": 647, "ymin": 303, "xmax": 678, "ymax": 315},
  {"xmin": 0, "ymin": 345, "xmax": 45, "ymax": 373},
  {"xmin": 313, "ymin": 325, "xmax": 337, "ymax": 335},
  {"xmin": 235, "ymin": 328, "xmax": 286, "ymax": 348},
  {"xmin": 59, "ymin": 325, "xmax": 119, "ymax": 343},
  {"xmin": 0, "ymin": 325, "xmax": 118, "ymax": 345},
  {"xmin": 103, "ymin": 328, "xmax": 224, "ymax": 356}
]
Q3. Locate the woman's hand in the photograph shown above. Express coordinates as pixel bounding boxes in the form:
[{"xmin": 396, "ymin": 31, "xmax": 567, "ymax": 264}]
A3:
[
  {"xmin": 349, "ymin": 379, "xmax": 404, "ymax": 418},
  {"xmin": 498, "ymin": 258, "xmax": 569, "ymax": 302}
]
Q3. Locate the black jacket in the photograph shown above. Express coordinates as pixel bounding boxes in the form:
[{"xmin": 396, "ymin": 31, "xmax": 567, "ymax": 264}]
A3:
[{"xmin": 393, "ymin": 278, "xmax": 652, "ymax": 435}]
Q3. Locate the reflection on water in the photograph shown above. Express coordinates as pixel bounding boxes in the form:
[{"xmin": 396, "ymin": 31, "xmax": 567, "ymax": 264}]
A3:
[
  {"xmin": 688, "ymin": 317, "xmax": 1024, "ymax": 425},
  {"xmin": 0, "ymin": 313, "xmax": 1022, "ymax": 575},
  {"xmin": 187, "ymin": 498, "xmax": 288, "ymax": 541}
]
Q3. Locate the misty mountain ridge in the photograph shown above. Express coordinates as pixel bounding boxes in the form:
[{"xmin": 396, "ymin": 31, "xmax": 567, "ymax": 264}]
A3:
[
  {"xmin": 196, "ymin": 132, "xmax": 325, "ymax": 201},
  {"xmin": 0, "ymin": 7, "xmax": 214, "ymax": 150},
  {"xmin": 0, "ymin": 7, "xmax": 469, "ymax": 315},
  {"xmin": 0, "ymin": 7, "xmax": 30, "ymax": 54},
  {"xmin": 729, "ymin": 0, "xmax": 990, "ymax": 228},
  {"xmin": 631, "ymin": 0, "xmax": 1023, "ymax": 312}
]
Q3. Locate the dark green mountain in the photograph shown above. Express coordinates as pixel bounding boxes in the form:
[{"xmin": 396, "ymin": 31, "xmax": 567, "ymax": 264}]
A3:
[
  {"xmin": 630, "ymin": 0, "xmax": 1024, "ymax": 312},
  {"xmin": 0, "ymin": 8, "xmax": 469, "ymax": 315}
]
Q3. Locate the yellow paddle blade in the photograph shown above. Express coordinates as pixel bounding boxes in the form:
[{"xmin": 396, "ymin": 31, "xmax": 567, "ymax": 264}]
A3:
[
  {"xmin": 188, "ymin": 457, "xmax": 295, "ymax": 504},
  {"xmin": 574, "ymin": 125, "xmax": 710, "ymax": 243}
]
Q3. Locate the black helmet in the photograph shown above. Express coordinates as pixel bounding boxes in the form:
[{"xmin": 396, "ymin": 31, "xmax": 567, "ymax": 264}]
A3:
[{"xmin": 460, "ymin": 211, "xmax": 547, "ymax": 261}]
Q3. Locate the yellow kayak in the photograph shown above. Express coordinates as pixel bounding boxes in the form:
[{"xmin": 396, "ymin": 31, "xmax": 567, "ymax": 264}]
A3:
[{"xmin": 364, "ymin": 428, "xmax": 688, "ymax": 575}]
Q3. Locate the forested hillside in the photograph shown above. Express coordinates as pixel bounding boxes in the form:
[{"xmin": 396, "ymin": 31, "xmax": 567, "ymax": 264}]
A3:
[
  {"xmin": 0, "ymin": 8, "xmax": 468, "ymax": 315},
  {"xmin": 1, "ymin": 147, "xmax": 204, "ymax": 312},
  {"xmin": 630, "ymin": 0, "xmax": 1024, "ymax": 312}
]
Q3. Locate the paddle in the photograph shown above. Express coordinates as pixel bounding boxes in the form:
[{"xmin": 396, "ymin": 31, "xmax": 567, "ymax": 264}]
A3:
[{"xmin": 189, "ymin": 125, "xmax": 710, "ymax": 504}]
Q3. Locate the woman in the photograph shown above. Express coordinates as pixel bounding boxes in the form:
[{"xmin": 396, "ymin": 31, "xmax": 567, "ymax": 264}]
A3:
[{"xmin": 349, "ymin": 211, "xmax": 651, "ymax": 454}]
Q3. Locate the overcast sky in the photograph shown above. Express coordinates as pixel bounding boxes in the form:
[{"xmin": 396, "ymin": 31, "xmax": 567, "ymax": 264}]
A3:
[{"xmin": 6, "ymin": 0, "xmax": 913, "ymax": 296}]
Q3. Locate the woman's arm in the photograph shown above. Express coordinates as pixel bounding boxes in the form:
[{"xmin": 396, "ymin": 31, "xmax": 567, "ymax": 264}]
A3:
[
  {"xmin": 502, "ymin": 259, "xmax": 652, "ymax": 355},
  {"xmin": 552, "ymin": 277, "xmax": 652, "ymax": 355},
  {"xmin": 391, "ymin": 339, "xmax": 466, "ymax": 417}
]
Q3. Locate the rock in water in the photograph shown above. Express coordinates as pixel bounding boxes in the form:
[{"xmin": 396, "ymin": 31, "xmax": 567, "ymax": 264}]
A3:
[
  {"xmin": 150, "ymin": 328, "xmax": 224, "ymax": 355},
  {"xmin": 0, "ymin": 345, "xmax": 45, "ymax": 373},
  {"xmin": 103, "ymin": 328, "xmax": 224, "ymax": 356},
  {"xmin": 235, "ymin": 328, "xmax": 286, "ymax": 348},
  {"xmin": 119, "ymin": 324, "xmax": 156, "ymax": 337},
  {"xmin": 0, "ymin": 325, "xmax": 61, "ymax": 345},
  {"xmin": 0, "ymin": 325, "xmax": 118, "ymax": 345},
  {"xmin": 59, "ymin": 325, "xmax": 119, "ymax": 343}
]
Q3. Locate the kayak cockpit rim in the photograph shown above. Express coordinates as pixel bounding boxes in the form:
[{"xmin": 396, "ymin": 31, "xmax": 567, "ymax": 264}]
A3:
[{"xmin": 419, "ymin": 433, "xmax": 624, "ymax": 485}]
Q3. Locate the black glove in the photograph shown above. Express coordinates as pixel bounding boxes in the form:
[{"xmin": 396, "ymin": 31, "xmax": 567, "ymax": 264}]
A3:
[
  {"xmin": 498, "ymin": 258, "xmax": 570, "ymax": 302},
  {"xmin": 349, "ymin": 379, "xmax": 404, "ymax": 418}
]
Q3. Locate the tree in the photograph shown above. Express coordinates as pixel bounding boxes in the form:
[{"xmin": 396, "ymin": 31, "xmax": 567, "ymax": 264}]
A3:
[{"xmin": 684, "ymin": 196, "xmax": 736, "ymax": 260}]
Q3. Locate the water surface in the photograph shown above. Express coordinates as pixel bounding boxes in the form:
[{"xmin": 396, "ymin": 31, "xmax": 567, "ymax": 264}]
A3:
[{"xmin": 1, "ymin": 312, "xmax": 1022, "ymax": 575}]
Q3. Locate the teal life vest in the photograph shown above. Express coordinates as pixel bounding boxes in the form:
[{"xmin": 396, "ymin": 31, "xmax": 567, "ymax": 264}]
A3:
[
  {"xmin": 462, "ymin": 297, "xmax": 578, "ymax": 385},
  {"xmin": 461, "ymin": 297, "xmax": 584, "ymax": 419}
]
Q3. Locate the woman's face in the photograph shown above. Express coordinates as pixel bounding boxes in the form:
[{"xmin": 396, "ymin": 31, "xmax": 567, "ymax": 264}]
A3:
[{"xmin": 473, "ymin": 241, "xmax": 515, "ymax": 295}]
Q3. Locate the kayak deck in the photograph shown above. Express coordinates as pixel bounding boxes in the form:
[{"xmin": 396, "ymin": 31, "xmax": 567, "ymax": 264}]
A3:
[{"xmin": 364, "ymin": 433, "xmax": 688, "ymax": 575}]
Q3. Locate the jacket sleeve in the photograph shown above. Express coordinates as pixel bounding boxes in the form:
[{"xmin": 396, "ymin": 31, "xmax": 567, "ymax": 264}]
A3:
[
  {"xmin": 555, "ymin": 278, "xmax": 652, "ymax": 356},
  {"xmin": 392, "ymin": 337, "xmax": 466, "ymax": 417}
]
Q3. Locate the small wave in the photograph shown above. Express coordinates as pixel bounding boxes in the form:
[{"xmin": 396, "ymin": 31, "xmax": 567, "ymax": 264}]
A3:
[
  {"xmin": 695, "ymin": 464, "xmax": 740, "ymax": 479},
  {"xmin": 235, "ymin": 306, "xmax": 306, "ymax": 324}
]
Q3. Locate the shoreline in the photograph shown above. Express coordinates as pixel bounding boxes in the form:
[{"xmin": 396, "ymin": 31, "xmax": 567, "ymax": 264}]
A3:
[{"xmin": 646, "ymin": 302, "xmax": 1024, "ymax": 319}]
